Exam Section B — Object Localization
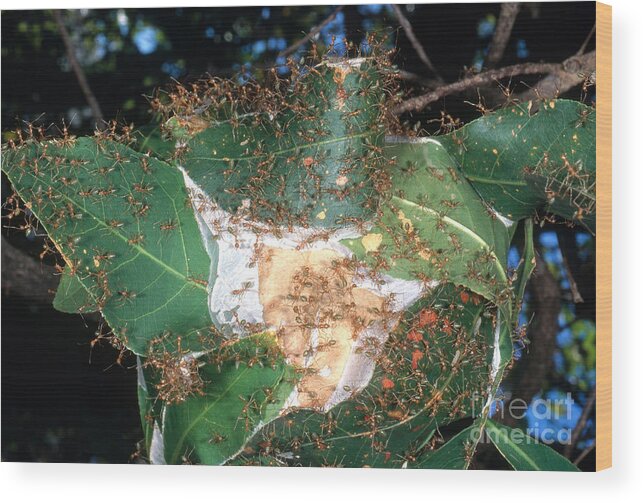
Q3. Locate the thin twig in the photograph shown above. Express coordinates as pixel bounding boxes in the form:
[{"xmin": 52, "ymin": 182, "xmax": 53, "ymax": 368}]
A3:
[
  {"xmin": 573, "ymin": 442, "xmax": 595, "ymax": 466},
  {"xmin": 392, "ymin": 4, "xmax": 442, "ymax": 81},
  {"xmin": 576, "ymin": 23, "xmax": 597, "ymax": 56},
  {"xmin": 558, "ymin": 238, "xmax": 585, "ymax": 303},
  {"xmin": 53, "ymin": 10, "xmax": 104, "ymax": 129},
  {"xmin": 564, "ymin": 386, "xmax": 596, "ymax": 458},
  {"xmin": 486, "ymin": 3, "xmax": 521, "ymax": 68},
  {"xmin": 393, "ymin": 61, "xmax": 559, "ymax": 115},
  {"xmin": 277, "ymin": 6, "xmax": 343, "ymax": 59}
]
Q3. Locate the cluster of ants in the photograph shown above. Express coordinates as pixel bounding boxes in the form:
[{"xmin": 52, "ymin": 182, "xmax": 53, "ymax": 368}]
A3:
[
  {"xmin": 1, "ymin": 36, "xmax": 523, "ymax": 467},
  {"xmin": 214, "ymin": 286, "xmax": 497, "ymax": 468},
  {"xmin": 149, "ymin": 34, "xmax": 407, "ymax": 234}
]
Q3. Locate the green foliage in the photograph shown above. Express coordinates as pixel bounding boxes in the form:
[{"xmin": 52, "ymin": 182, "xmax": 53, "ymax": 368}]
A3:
[
  {"xmin": 414, "ymin": 419, "xmax": 579, "ymax": 471},
  {"xmin": 485, "ymin": 419, "xmax": 580, "ymax": 471},
  {"xmin": 160, "ymin": 336, "xmax": 296, "ymax": 465},
  {"xmin": 233, "ymin": 284, "xmax": 496, "ymax": 467},
  {"xmin": 53, "ymin": 264, "xmax": 98, "ymax": 313},
  {"xmin": 343, "ymin": 138, "xmax": 512, "ymax": 305},
  {"xmin": 137, "ymin": 359, "xmax": 159, "ymax": 457},
  {"xmin": 415, "ymin": 423, "xmax": 481, "ymax": 469},
  {"xmin": 513, "ymin": 219, "xmax": 536, "ymax": 307},
  {"xmin": 2, "ymin": 136, "xmax": 213, "ymax": 355},
  {"xmin": 167, "ymin": 59, "xmax": 392, "ymax": 229},
  {"xmin": 133, "ymin": 124, "xmax": 176, "ymax": 159},
  {"xmin": 1, "ymin": 48, "xmax": 596, "ymax": 469},
  {"xmin": 442, "ymin": 100, "xmax": 596, "ymax": 233}
]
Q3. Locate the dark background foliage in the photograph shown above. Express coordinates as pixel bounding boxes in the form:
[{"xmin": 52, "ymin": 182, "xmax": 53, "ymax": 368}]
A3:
[{"xmin": 1, "ymin": 3, "xmax": 596, "ymax": 468}]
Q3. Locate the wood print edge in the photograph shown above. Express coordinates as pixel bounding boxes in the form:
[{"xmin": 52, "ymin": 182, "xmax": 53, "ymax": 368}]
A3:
[{"xmin": 595, "ymin": 0, "xmax": 612, "ymax": 472}]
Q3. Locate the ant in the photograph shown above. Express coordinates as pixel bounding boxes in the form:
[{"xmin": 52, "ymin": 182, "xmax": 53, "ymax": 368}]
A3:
[
  {"xmin": 158, "ymin": 219, "xmax": 177, "ymax": 232},
  {"xmin": 117, "ymin": 289, "xmax": 138, "ymax": 304},
  {"xmin": 574, "ymin": 107, "xmax": 592, "ymax": 128},
  {"xmin": 231, "ymin": 281, "xmax": 253, "ymax": 300}
]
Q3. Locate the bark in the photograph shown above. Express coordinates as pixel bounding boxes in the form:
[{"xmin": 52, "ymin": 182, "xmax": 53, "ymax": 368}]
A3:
[{"xmin": 1, "ymin": 236, "xmax": 59, "ymax": 302}]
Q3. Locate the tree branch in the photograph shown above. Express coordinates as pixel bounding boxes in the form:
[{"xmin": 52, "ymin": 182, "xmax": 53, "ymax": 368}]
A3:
[
  {"xmin": 515, "ymin": 50, "xmax": 596, "ymax": 102},
  {"xmin": 53, "ymin": 9, "xmax": 104, "ymax": 129},
  {"xmin": 393, "ymin": 61, "xmax": 559, "ymax": 115},
  {"xmin": 393, "ymin": 49, "xmax": 596, "ymax": 115},
  {"xmin": 486, "ymin": 3, "xmax": 521, "ymax": 68},
  {"xmin": 1, "ymin": 236, "xmax": 59, "ymax": 302},
  {"xmin": 392, "ymin": 4, "xmax": 442, "ymax": 80},
  {"xmin": 277, "ymin": 6, "xmax": 343, "ymax": 59}
]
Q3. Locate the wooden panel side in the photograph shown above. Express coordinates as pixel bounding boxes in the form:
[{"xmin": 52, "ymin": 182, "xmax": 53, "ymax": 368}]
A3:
[{"xmin": 595, "ymin": 1, "xmax": 612, "ymax": 472}]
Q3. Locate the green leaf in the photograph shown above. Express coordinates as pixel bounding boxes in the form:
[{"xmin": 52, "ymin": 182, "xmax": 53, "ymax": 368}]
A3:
[
  {"xmin": 133, "ymin": 124, "xmax": 176, "ymax": 160},
  {"xmin": 343, "ymin": 139, "xmax": 512, "ymax": 305},
  {"xmin": 334, "ymin": 135, "xmax": 519, "ymax": 469},
  {"xmin": 410, "ymin": 308, "xmax": 513, "ymax": 470},
  {"xmin": 237, "ymin": 284, "xmax": 501, "ymax": 468},
  {"xmin": 441, "ymin": 100, "xmax": 596, "ymax": 233},
  {"xmin": 53, "ymin": 264, "xmax": 98, "ymax": 314},
  {"xmin": 137, "ymin": 383, "xmax": 153, "ymax": 454},
  {"xmin": 514, "ymin": 219, "xmax": 535, "ymax": 301},
  {"xmin": 161, "ymin": 336, "xmax": 296, "ymax": 465},
  {"xmin": 512, "ymin": 218, "xmax": 536, "ymax": 321},
  {"xmin": 136, "ymin": 357, "xmax": 156, "ymax": 457},
  {"xmin": 178, "ymin": 60, "xmax": 387, "ymax": 228},
  {"xmin": 485, "ymin": 419, "xmax": 580, "ymax": 471},
  {"xmin": 1, "ymin": 137, "xmax": 213, "ymax": 355},
  {"xmin": 236, "ymin": 401, "xmax": 439, "ymax": 468},
  {"xmin": 414, "ymin": 423, "xmax": 481, "ymax": 469}
]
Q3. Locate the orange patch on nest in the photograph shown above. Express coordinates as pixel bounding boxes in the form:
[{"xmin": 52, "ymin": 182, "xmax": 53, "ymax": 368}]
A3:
[
  {"xmin": 407, "ymin": 329, "xmax": 423, "ymax": 342},
  {"xmin": 381, "ymin": 377, "xmax": 395, "ymax": 390},
  {"xmin": 258, "ymin": 247, "xmax": 393, "ymax": 409},
  {"xmin": 418, "ymin": 308, "xmax": 439, "ymax": 328},
  {"xmin": 411, "ymin": 349, "xmax": 423, "ymax": 370}
]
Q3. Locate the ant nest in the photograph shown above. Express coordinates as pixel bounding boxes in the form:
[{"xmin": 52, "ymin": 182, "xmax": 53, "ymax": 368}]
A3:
[
  {"xmin": 183, "ymin": 171, "xmax": 428, "ymax": 412},
  {"xmin": 166, "ymin": 48, "xmax": 429, "ymax": 412}
]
